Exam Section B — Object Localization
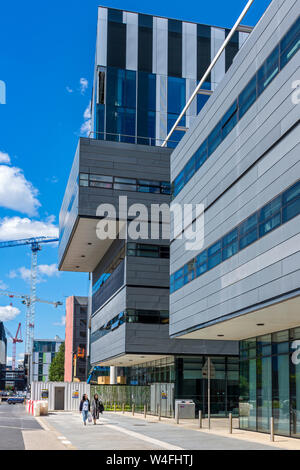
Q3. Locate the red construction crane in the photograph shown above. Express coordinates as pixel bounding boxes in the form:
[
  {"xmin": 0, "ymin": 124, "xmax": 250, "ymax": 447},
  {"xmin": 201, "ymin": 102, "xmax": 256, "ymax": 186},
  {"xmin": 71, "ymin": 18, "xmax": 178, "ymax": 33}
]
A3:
[{"xmin": 4, "ymin": 323, "xmax": 23, "ymax": 370}]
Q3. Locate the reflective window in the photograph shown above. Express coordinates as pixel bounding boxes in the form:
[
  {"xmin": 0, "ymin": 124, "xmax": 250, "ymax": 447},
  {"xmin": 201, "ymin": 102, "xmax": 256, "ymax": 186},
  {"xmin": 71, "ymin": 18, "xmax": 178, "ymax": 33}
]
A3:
[
  {"xmin": 238, "ymin": 75, "xmax": 257, "ymax": 120},
  {"xmin": 195, "ymin": 141, "xmax": 208, "ymax": 171},
  {"xmin": 257, "ymin": 45, "xmax": 279, "ymax": 95},
  {"xmin": 221, "ymin": 100, "xmax": 238, "ymax": 139},
  {"xmin": 171, "ymin": 17, "xmax": 300, "ymax": 199},
  {"xmin": 171, "ymin": 178, "xmax": 300, "ymax": 293},
  {"xmin": 168, "ymin": 77, "xmax": 186, "ymax": 115},
  {"xmin": 80, "ymin": 173, "xmax": 170, "ymax": 194},
  {"xmin": 208, "ymin": 121, "xmax": 222, "ymax": 157},
  {"xmin": 280, "ymin": 16, "xmax": 300, "ymax": 68}
]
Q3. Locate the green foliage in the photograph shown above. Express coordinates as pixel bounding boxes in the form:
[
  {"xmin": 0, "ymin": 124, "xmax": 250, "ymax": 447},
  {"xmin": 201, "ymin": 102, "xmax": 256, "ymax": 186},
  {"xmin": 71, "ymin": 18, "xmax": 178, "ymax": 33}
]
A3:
[{"xmin": 49, "ymin": 342, "xmax": 65, "ymax": 382}]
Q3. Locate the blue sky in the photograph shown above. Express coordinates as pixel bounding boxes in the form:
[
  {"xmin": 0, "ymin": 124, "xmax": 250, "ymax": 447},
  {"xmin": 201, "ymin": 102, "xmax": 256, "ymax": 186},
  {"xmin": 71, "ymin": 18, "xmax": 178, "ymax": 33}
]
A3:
[{"xmin": 0, "ymin": 0, "xmax": 272, "ymax": 364}]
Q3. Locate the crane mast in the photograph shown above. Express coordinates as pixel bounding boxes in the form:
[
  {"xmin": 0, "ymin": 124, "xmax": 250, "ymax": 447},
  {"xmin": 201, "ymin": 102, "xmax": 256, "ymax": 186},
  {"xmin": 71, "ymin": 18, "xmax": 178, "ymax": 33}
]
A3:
[{"xmin": 0, "ymin": 236, "xmax": 59, "ymax": 354}]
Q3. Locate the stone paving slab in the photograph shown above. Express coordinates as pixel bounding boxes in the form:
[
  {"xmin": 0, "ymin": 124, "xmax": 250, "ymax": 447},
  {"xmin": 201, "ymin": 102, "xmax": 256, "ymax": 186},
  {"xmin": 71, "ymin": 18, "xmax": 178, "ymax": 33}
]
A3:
[{"xmin": 38, "ymin": 411, "xmax": 278, "ymax": 451}]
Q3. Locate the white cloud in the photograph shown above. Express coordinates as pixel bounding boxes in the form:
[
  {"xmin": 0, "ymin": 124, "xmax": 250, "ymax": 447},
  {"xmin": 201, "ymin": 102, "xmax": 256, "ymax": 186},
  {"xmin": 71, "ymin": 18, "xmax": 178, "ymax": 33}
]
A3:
[
  {"xmin": 0, "ymin": 280, "xmax": 8, "ymax": 289},
  {"xmin": 66, "ymin": 86, "xmax": 73, "ymax": 93},
  {"xmin": 0, "ymin": 164, "xmax": 40, "ymax": 216},
  {"xmin": 0, "ymin": 151, "xmax": 11, "ymax": 164},
  {"xmin": 0, "ymin": 305, "xmax": 20, "ymax": 321},
  {"xmin": 79, "ymin": 78, "xmax": 88, "ymax": 95},
  {"xmin": 8, "ymin": 266, "xmax": 31, "ymax": 282},
  {"xmin": 53, "ymin": 315, "xmax": 66, "ymax": 327},
  {"xmin": 80, "ymin": 101, "xmax": 92, "ymax": 137},
  {"xmin": 38, "ymin": 264, "xmax": 60, "ymax": 277},
  {"xmin": 0, "ymin": 215, "xmax": 58, "ymax": 241},
  {"xmin": 9, "ymin": 263, "xmax": 59, "ymax": 284}
]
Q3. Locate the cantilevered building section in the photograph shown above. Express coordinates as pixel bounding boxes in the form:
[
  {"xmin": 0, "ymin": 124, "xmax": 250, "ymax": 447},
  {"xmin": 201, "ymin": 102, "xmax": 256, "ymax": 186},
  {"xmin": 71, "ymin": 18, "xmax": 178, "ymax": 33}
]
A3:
[
  {"xmin": 91, "ymin": 6, "xmax": 250, "ymax": 147},
  {"xmin": 169, "ymin": 0, "xmax": 300, "ymax": 436}
]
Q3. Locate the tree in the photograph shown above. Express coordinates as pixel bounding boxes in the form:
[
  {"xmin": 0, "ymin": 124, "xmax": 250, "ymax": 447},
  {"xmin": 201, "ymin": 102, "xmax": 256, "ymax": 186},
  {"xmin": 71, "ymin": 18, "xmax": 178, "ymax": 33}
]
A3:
[{"xmin": 49, "ymin": 342, "xmax": 65, "ymax": 381}]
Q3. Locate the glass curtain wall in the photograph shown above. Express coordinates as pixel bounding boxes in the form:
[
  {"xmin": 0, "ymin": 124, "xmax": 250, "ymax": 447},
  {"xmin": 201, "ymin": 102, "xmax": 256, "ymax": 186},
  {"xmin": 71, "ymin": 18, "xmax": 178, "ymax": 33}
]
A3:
[
  {"xmin": 175, "ymin": 356, "xmax": 239, "ymax": 417},
  {"xmin": 240, "ymin": 327, "xmax": 300, "ymax": 437}
]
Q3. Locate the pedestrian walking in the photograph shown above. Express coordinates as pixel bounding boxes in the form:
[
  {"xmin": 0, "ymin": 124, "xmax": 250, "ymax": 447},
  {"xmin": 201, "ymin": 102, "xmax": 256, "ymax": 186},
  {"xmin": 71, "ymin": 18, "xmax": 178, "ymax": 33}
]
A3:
[
  {"xmin": 91, "ymin": 393, "xmax": 104, "ymax": 425},
  {"xmin": 79, "ymin": 393, "xmax": 90, "ymax": 426}
]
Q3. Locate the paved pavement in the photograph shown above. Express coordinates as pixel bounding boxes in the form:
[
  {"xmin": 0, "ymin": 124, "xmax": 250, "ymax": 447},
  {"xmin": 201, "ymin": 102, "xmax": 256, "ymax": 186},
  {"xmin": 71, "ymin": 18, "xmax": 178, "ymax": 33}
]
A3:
[
  {"xmin": 0, "ymin": 402, "xmax": 42, "ymax": 450},
  {"xmin": 39, "ymin": 411, "xmax": 279, "ymax": 450}
]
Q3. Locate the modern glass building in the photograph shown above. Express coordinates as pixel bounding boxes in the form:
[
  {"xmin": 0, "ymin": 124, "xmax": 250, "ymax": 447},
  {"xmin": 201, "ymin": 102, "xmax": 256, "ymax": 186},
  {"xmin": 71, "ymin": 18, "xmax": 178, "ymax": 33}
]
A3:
[
  {"xmin": 58, "ymin": 5, "xmax": 251, "ymax": 415},
  {"xmin": 30, "ymin": 336, "xmax": 64, "ymax": 383},
  {"xmin": 91, "ymin": 6, "xmax": 250, "ymax": 147},
  {"xmin": 169, "ymin": 0, "xmax": 300, "ymax": 436}
]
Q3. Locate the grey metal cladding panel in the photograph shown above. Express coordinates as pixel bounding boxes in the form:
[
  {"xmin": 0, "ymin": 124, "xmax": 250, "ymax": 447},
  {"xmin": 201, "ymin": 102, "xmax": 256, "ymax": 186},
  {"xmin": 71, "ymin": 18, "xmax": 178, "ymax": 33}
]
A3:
[
  {"xmin": 171, "ymin": 216, "xmax": 300, "ymax": 309},
  {"xmin": 125, "ymin": 324, "xmax": 238, "ymax": 355},
  {"xmin": 79, "ymin": 187, "xmax": 170, "ymax": 218},
  {"xmin": 93, "ymin": 239, "xmax": 124, "ymax": 283},
  {"xmin": 170, "ymin": 219, "xmax": 300, "ymax": 333},
  {"xmin": 126, "ymin": 257, "xmax": 169, "ymax": 287},
  {"xmin": 91, "ymin": 287, "xmax": 126, "ymax": 331},
  {"xmin": 170, "ymin": 128, "xmax": 300, "ymax": 273},
  {"xmin": 126, "ymin": 286, "xmax": 169, "ymax": 310},
  {"xmin": 79, "ymin": 138, "xmax": 171, "ymax": 173},
  {"xmin": 58, "ymin": 143, "xmax": 80, "ymax": 265},
  {"xmin": 170, "ymin": 0, "xmax": 299, "ymax": 179},
  {"xmin": 172, "ymin": 59, "xmax": 298, "ymax": 212},
  {"xmin": 90, "ymin": 324, "xmax": 126, "ymax": 364}
]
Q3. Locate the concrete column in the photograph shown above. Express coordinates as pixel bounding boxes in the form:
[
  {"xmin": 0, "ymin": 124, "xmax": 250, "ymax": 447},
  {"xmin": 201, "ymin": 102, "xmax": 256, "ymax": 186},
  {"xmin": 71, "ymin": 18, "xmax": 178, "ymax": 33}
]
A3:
[{"xmin": 110, "ymin": 366, "xmax": 117, "ymax": 385}]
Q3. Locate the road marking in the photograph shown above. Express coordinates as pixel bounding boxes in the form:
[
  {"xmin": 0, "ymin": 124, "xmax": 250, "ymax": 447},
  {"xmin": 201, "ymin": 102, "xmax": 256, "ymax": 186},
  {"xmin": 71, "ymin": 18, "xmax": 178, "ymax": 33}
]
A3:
[
  {"xmin": 105, "ymin": 424, "xmax": 184, "ymax": 450},
  {"xmin": 62, "ymin": 440, "xmax": 72, "ymax": 445},
  {"xmin": 57, "ymin": 436, "xmax": 67, "ymax": 440},
  {"xmin": 0, "ymin": 424, "xmax": 32, "ymax": 430}
]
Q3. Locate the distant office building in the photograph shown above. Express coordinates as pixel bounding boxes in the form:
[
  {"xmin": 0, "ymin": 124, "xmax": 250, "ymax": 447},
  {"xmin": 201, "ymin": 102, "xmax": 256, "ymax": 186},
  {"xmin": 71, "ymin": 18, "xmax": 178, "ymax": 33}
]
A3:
[
  {"xmin": 30, "ymin": 336, "xmax": 64, "ymax": 383},
  {"xmin": 64, "ymin": 296, "xmax": 88, "ymax": 382},
  {"xmin": 92, "ymin": 6, "xmax": 250, "ymax": 147},
  {"xmin": 5, "ymin": 365, "xmax": 25, "ymax": 391},
  {"xmin": 0, "ymin": 322, "xmax": 7, "ymax": 389}
]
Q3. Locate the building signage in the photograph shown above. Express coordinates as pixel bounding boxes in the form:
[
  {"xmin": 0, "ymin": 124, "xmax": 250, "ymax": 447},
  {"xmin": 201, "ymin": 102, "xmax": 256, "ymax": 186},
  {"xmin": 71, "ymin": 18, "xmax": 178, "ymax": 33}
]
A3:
[
  {"xmin": 41, "ymin": 389, "xmax": 48, "ymax": 399},
  {"xmin": 72, "ymin": 390, "xmax": 79, "ymax": 399}
]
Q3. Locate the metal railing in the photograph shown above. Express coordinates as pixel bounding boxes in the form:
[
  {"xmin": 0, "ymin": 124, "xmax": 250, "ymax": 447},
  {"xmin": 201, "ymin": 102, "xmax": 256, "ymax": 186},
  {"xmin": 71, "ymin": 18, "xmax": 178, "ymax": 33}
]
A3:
[
  {"xmin": 88, "ymin": 130, "xmax": 179, "ymax": 147},
  {"xmin": 161, "ymin": 0, "xmax": 255, "ymax": 147}
]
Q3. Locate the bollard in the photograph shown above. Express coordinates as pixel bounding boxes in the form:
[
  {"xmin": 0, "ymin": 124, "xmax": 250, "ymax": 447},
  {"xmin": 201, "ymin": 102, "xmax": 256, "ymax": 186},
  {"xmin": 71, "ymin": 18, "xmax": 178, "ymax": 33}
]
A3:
[
  {"xmin": 158, "ymin": 405, "xmax": 161, "ymax": 421},
  {"xmin": 229, "ymin": 413, "xmax": 232, "ymax": 434},
  {"xmin": 198, "ymin": 410, "xmax": 202, "ymax": 428},
  {"xmin": 270, "ymin": 417, "xmax": 274, "ymax": 442},
  {"xmin": 144, "ymin": 404, "xmax": 147, "ymax": 419},
  {"xmin": 122, "ymin": 403, "xmax": 125, "ymax": 414},
  {"xmin": 132, "ymin": 404, "xmax": 135, "ymax": 416},
  {"xmin": 114, "ymin": 403, "xmax": 116, "ymax": 413},
  {"xmin": 176, "ymin": 403, "xmax": 180, "ymax": 424}
]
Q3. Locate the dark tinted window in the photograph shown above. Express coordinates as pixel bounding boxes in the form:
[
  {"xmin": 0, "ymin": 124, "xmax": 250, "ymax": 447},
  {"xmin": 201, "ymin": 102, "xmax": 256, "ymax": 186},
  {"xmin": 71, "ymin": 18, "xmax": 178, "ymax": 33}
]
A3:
[
  {"xmin": 225, "ymin": 30, "xmax": 239, "ymax": 72},
  {"xmin": 107, "ymin": 21, "xmax": 126, "ymax": 69},
  {"xmin": 138, "ymin": 19, "xmax": 153, "ymax": 72},
  {"xmin": 168, "ymin": 20, "xmax": 182, "ymax": 77},
  {"xmin": 238, "ymin": 75, "xmax": 257, "ymax": 119},
  {"xmin": 197, "ymin": 25, "xmax": 211, "ymax": 82}
]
